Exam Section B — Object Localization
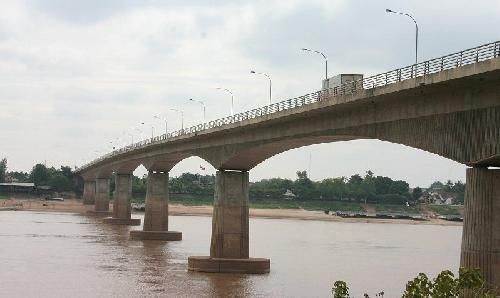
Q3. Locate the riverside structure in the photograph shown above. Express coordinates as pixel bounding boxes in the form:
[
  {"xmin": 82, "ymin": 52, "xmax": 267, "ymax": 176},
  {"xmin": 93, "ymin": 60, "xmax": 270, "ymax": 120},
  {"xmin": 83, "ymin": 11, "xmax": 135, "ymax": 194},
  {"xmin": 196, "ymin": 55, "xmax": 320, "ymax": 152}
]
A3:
[{"xmin": 76, "ymin": 41, "xmax": 500, "ymax": 290}]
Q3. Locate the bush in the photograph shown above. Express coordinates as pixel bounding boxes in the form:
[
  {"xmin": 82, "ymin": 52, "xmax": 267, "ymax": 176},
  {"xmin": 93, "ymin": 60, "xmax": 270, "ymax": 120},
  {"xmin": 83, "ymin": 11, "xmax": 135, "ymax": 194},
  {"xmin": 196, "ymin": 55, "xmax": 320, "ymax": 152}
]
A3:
[{"xmin": 332, "ymin": 268, "xmax": 497, "ymax": 298}]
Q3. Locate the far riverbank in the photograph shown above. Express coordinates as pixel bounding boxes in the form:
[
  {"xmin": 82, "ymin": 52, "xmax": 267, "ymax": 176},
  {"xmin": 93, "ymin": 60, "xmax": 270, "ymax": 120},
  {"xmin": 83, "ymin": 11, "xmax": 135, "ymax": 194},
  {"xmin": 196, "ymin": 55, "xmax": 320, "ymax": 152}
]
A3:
[{"xmin": 0, "ymin": 197, "xmax": 461, "ymax": 226}]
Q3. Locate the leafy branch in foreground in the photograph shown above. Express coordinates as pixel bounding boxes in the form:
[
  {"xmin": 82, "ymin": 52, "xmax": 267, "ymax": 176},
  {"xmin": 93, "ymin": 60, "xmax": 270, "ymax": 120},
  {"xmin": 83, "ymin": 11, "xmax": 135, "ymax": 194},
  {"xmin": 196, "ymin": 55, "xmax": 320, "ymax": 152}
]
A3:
[{"xmin": 332, "ymin": 268, "xmax": 498, "ymax": 298}]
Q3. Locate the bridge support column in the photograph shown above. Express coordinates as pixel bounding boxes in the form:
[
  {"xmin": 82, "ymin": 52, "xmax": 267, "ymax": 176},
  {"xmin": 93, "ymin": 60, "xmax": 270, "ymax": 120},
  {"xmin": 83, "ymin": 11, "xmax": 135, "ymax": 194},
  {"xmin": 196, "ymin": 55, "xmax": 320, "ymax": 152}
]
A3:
[
  {"xmin": 87, "ymin": 178, "xmax": 112, "ymax": 216},
  {"xmin": 130, "ymin": 171, "xmax": 182, "ymax": 240},
  {"xmin": 188, "ymin": 170, "xmax": 270, "ymax": 274},
  {"xmin": 82, "ymin": 180, "xmax": 95, "ymax": 205},
  {"xmin": 460, "ymin": 167, "xmax": 500, "ymax": 295},
  {"xmin": 103, "ymin": 174, "xmax": 141, "ymax": 225}
]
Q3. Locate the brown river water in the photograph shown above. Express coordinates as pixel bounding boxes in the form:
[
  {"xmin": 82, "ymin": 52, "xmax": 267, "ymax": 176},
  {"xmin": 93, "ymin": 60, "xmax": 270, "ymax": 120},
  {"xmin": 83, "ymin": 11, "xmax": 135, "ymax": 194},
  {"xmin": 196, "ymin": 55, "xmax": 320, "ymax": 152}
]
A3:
[{"xmin": 0, "ymin": 211, "xmax": 461, "ymax": 297}]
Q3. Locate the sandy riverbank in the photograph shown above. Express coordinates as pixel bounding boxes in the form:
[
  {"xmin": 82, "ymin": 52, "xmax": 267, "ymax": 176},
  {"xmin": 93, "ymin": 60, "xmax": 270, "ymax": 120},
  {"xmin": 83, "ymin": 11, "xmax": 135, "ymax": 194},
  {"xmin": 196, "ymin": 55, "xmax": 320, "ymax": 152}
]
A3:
[{"xmin": 0, "ymin": 198, "xmax": 461, "ymax": 226}]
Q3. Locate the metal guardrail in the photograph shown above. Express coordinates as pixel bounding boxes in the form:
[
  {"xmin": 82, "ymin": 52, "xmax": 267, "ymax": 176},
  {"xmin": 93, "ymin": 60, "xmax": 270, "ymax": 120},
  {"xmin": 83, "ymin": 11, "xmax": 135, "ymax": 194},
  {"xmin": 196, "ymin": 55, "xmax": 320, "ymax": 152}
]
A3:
[{"xmin": 78, "ymin": 40, "xmax": 500, "ymax": 172}]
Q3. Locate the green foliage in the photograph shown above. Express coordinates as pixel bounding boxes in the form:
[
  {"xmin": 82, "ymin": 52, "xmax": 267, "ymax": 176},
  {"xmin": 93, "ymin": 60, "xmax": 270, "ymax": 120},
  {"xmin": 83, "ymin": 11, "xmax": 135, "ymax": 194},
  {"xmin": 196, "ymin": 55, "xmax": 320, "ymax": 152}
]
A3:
[
  {"xmin": 333, "ymin": 268, "xmax": 496, "ymax": 298},
  {"xmin": 428, "ymin": 180, "xmax": 466, "ymax": 204},
  {"xmin": 412, "ymin": 187, "xmax": 423, "ymax": 200},
  {"xmin": 332, "ymin": 281, "xmax": 350, "ymax": 298},
  {"xmin": 425, "ymin": 205, "xmax": 462, "ymax": 216},
  {"xmin": 250, "ymin": 178, "xmax": 293, "ymax": 198},
  {"xmin": 0, "ymin": 157, "xmax": 7, "ymax": 183},
  {"xmin": 374, "ymin": 204, "xmax": 420, "ymax": 214},
  {"xmin": 6, "ymin": 171, "xmax": 30, "ymax": 182},
  {"xmin": 169, "ymin": 193, "xmax": 213, "ymax": 206},
  {"xmin": 30, "ymin": 164, "xmax": 50, "ymax": 186},
  {"xmin": 27, "ymin": 164, "xmax": 78, "ymax": 193},
  {"xmin": 292, "ymin": 171, "xmax": 317, "ymax": 200},
  {"xmin": 250, "ymin": 170, "xmax": 415, "ymax": 204},
  {"xmin": 49, "ymin": 173, "xmax": 73, "ymax": 192},
  {"xmin": 132, "ymin": 175, "xmax": 147, "ymax": 194},
  {"xmin": 403, "ymin": 268, "xmax": 496, "ymax": 297},
  {"xmin": 169, "ymin": 173, "xmax": 214, "ymax": 195}
]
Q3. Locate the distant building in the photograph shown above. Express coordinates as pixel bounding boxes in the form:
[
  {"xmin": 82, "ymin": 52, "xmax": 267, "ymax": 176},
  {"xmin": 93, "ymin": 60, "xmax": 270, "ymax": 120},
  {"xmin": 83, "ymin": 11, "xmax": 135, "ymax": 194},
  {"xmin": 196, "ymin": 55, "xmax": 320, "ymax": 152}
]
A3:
[
  {"xmin": 0, "ymin": 182, "xmax": 35, "ymax": 193},
  {"xmin": 417, "ymin": 191, "xmax": 455, "ymax": 205},
  {"xmin": 282, "ymin": 189, "xmax": 296, "ymax": 200}
]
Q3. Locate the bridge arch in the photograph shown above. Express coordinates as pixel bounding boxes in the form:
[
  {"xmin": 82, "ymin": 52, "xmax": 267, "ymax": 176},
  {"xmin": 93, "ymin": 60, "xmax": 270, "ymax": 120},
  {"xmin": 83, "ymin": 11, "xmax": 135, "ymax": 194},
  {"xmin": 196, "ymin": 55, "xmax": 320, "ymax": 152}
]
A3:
[{"xmin": 217, "ymin": 104, "xmax": 500, "ymax": 170}]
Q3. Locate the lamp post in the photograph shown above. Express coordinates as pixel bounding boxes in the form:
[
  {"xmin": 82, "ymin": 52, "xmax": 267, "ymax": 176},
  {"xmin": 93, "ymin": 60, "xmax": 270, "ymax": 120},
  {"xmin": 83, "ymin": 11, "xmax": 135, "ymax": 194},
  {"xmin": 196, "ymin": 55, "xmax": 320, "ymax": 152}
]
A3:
[
  {"xmin": 301, "ymin": 48, "xmax": 328, "ymax": 80},
  {"xmin": 188, "ymin": 98, "xmax": 206, "ymax": 123},
  {"xmin": 170, "ymin": 108, "xmax": 184, "ymax": 130},
  {"xmin": 215, "ymin": 87, "xmax": 234, "ymax": 116},
  {"xmin": 154, "ymin": 115, "xmax": 168, "ymax": 135},
  {"xmin": 386, "ymin": 8, "xmax": 419, "ymax": 65},
  {"xmin": 250, "ymin": 70, "xmax": 272, "ymax": 105}
]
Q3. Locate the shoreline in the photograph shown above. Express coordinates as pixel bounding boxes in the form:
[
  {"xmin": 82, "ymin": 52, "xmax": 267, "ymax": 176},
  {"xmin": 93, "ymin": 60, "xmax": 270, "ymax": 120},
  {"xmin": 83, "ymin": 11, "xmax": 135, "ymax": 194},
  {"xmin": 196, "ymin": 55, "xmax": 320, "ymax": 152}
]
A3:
[{"xmin": 0, "ymin": 198, "xmax": 462, "ymax": 226}]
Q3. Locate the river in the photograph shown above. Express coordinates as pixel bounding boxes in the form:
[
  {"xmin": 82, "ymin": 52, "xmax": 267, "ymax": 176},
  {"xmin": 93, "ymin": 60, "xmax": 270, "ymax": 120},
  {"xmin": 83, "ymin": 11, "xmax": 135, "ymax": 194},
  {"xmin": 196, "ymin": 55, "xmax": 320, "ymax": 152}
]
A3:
[{"xmin": 0, "ymin": 211, "xmax": 461, "ymax": 297}]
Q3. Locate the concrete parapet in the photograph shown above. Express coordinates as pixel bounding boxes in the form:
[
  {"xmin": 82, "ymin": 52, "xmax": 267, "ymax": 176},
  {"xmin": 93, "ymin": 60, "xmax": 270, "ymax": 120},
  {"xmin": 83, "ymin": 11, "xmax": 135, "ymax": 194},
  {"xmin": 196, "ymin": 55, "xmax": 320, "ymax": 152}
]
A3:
[
  {"xmin": 460, "ymin": 167, "xmax": 500, "ymax": 295},
  {"xmin": 130, "ymin": 230, "xmax": 182, "ymax": 241},
  {"xmin": 95, "ymin": 178, "xmax": 110, "ymax": 212},
  {"xmin": 188, "ymin": 256, "xmax": 270, "ymax": 274},
  {"xmin": 103, "ymin": 218, "xmax": 141, "ymax": 226},
  {"xmin": 82, "ymin": 180, "xmax": 96, "ymax": 205}
]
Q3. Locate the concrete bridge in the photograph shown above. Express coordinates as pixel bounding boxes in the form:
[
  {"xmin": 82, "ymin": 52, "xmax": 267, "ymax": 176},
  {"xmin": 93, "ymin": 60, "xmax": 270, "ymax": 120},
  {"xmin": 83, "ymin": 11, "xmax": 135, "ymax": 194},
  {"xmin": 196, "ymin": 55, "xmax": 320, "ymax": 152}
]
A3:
[{"xmin": 76, "ymin": 41, "xmax": 500, "ymax": 286}]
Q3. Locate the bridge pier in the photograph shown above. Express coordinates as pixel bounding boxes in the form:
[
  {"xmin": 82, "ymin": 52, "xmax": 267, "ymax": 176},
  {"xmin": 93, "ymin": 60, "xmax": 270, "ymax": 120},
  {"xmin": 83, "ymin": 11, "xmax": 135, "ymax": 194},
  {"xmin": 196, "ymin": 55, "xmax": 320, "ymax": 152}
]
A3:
[
  {"xmin": 103, "ymin": 174, "xmax": 141, "ymax": 225},
  {"xmin": 82, "ymin": 180, "xmax": 95, "ymax": 205},
  {"xmin": 188, "ymin": 170, "xmax": 270, "ymax": 274},
  {"xmin": 87, "ymin": 178, "xmax": 112, "ymax": 216},
  {"xmin": 460, "ymin": 167, "xmax": 500, "ymax": 295},
  {"xmin": 130, "ymin": 171, "xmax": 182, "ymax": 240}
]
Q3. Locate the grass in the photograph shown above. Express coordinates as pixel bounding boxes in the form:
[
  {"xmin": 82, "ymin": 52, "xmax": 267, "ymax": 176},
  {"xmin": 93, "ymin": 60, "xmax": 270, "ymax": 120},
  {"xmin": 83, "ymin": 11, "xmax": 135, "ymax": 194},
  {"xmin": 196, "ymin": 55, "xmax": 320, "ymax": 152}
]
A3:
[
  {"xmin": 425, "ymin": 205, "xmax": 463, "ymax": 216},
  {"xmin": 0, "ymin": 195, "xmax": 7, "ymax": 200},
  {"xmin": 299, "ymin": 201, "xmax": 365, "ymax": 212},
  {"xmin": 170, "ymin": 194, "xmax": 213, "ymax": 206},
  {"xmin": 250, "ymin": 199, "xmax": 301, "ymax": 209},
  {"xmin": 130, "ymin": 193, "xmax": 461, "ymax": 216},
  {"xmin": 374, "ymin": 204, "xmax": 421, "ymax": 214}
]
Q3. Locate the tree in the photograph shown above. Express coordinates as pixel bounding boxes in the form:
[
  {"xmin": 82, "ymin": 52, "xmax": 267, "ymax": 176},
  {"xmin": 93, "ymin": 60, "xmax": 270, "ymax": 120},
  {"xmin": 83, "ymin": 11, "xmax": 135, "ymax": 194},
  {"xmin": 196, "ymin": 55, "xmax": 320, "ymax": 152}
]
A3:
[
  {"xmin": 250, "ymin": 178, "xmax": 293, "ymax": 199},
  {"xmin": 49, "ymin": 173, "xmax": 73, "ymax": 192},
  {"xmin": 360, "ymin": 171, "xmax": 376, "ymax": 201},
  {"xmin": 0, "ymin": 158, "xmax": 6, "ymax": 183},
  {"xmin": 429, "ymin": 181, "xmax": 445, "ymax": 190},
  {"xmin": 292, "ymin": 171, "xmax": 316, "ymax": 200},
  {"xmin": 389, "ymin": 180, "xmax": 410, "ymax": 195},
  {"xmin": 412, "ymin": 187, "xmax": 423, "ymax": 201},
  {"xmin": 374, "ymin": 176, "xmax": 393, "ymax": 195},
  {"xmin": 6, "ymin": 171, "xmax": 29, "ymax": 182},
  {"xmin": 318, "ymin": 177, "xmax": 347, "ymax": 199},
  {"xmin": 30, "ymin": 164, "xmax": 50, "ymax": 186}
]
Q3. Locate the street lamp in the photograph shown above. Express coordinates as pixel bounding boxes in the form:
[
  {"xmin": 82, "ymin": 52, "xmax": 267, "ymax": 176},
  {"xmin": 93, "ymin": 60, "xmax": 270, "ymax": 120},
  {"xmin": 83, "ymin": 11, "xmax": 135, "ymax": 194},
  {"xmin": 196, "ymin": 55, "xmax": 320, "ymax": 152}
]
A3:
[
  {"xmin": 170, "ymin": 108, "xmax": 184, "ymax": 130},
  {"xmin": 301, "ymin": 48, "xmax": 328, "ymax": 80},
  {"xmin": 139, "ymin": 121, "xmax": 154, "ymax": 139},
  {"xmin": 188, "ymin": 98, "xmax": 206, "ymax": 123},
  {"xmin": 386, "ymin": 8, "xmax": 419, "ymax": 64},
  {"xmin": 154, "ymin": 115, "xmax": 168, "ymax": 135},
  {"xmin": 250, "ymin": 70, "xmax": 272, "ymax": 105},
  {"xmin": 215, "ymin": 87, "xmax": 234, "ymax": 116}
]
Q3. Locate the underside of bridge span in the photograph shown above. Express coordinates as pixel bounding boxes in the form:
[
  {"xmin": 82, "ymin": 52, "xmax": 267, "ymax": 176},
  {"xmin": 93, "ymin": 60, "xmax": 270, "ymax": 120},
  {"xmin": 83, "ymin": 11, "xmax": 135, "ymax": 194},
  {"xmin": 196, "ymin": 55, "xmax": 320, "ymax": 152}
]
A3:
[{"xmin": 77, "ymin": 56, "xmax": 500, "ymax": 285}]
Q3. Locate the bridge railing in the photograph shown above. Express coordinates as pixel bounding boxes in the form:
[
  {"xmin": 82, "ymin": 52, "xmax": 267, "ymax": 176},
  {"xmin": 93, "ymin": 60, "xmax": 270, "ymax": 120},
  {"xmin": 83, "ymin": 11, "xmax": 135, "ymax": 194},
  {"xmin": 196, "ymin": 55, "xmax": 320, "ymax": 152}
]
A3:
[{"xmin": 78, "ymin": 40, "xmax": 500, "ymax": 171}]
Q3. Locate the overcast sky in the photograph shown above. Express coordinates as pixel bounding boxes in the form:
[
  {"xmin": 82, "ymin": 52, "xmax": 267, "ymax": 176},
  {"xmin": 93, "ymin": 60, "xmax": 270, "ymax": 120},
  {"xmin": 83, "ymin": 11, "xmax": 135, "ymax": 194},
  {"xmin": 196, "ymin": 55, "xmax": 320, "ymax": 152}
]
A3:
[{"xmin": 1, "ymin": 0, "xmax": 499, "ymax": 187}]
